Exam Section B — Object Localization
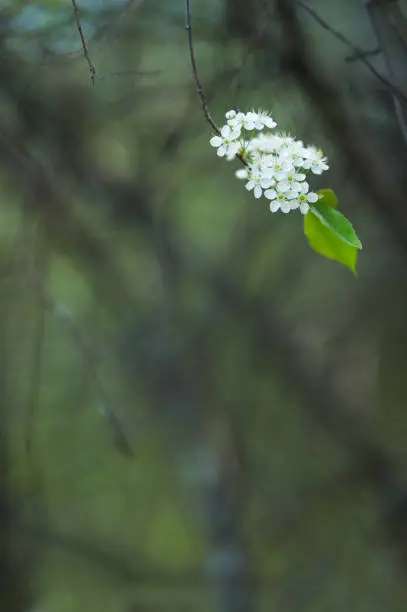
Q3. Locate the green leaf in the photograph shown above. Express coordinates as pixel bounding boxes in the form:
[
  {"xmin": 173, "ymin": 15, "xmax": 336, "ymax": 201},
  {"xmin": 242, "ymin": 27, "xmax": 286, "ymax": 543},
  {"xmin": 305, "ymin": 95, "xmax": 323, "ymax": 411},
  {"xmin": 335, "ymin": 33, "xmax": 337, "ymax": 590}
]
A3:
[
  {"xmin": 304, "ymin": 211, "xmax": 358, "ymax": 274},
  {"xmin": 317, "ymin": 188, "xmax": 338, "ymax": 208},
  {"xmin": 309, "ymin": 200, "xmax": 362, "ymax": 249},
  {"xmin": 303, "ymin": 191, "xmax": 362, "ymax": 274}
]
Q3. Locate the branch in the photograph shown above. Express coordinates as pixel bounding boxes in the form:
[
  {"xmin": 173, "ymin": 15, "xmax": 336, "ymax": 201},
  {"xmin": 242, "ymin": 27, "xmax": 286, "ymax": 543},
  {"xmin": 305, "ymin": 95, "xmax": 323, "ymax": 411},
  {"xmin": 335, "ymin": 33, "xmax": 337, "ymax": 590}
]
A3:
[
  {"xmin": 71, "ymin": 0, "xmax": 96, "ymax": 83},
  {"xmin": 184, "ymin": 0, "xmax": 220, "ymax": 134},
  {"xmin": 345, "ymin": 47, "xmax": 380, "ymax": 63},
  {"xmin": 297, "ymin": 0, "xmax": 407, "ymax": 105},
  {"xmin": 184, "ymin": 0, "xmax": 250, "ymax": 167},
  {"xmin": 276, "ymin": 0, "xmax": 407, "ymax": 249}
]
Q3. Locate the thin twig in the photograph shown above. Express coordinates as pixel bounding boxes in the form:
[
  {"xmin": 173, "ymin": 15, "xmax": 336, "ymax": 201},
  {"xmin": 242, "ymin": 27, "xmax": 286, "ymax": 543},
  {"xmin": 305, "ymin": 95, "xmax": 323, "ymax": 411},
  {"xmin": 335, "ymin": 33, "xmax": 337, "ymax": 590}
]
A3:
[
  {"xmin": 41, "ymin": 0, "xmax": 146, "ymax": 68},
  {"xmin": 345, "ymin": 47, "xmax": 380, "ymax": 63},
  {"xmin": 276, "ymin": 0, "xmax": 407, "ymax": 253},
  {"xmin": 95, "ymin": 69, "xmax": 161, "ymax": 81},
  {"xmin": 184, "ymin": 0, "xmax": 249, "ymax": 166},
  {"xmin": 297, "ymin": 0, "xmax": 407, "ymax": 105},
  {"xmin": 184, "ymin": 0, "xmax": 220, "ymax": 134},
  {"xmin": 71, "ymin": 0, "xmax": 96, "ymax": 83}
]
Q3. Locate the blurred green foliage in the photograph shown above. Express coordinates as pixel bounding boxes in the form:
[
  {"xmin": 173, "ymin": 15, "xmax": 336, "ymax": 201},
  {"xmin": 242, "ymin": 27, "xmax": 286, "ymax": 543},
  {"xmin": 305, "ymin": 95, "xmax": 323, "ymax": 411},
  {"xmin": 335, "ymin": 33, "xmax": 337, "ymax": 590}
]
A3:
[{"xmin": 1, "ymin": 1, "xmax": 407, "ymax": 611}]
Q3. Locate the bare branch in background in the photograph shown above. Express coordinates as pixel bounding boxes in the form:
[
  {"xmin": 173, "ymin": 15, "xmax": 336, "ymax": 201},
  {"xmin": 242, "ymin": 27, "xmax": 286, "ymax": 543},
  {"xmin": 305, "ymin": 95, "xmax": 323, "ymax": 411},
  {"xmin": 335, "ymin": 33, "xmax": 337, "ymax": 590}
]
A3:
[
  {"xmin": 71, "ymin": 0, "xmax": 96, "ymax": 83},
  {"xmin": 345, "ymin": 47, "xmax": 380, "ymax": 63},
  {"xmin": 276, "ymin": 0, "xmax": 407, "ymax": 254},
  {"xmin": 363, "ymin": 1, "xmax": 407, "ymax": 149},
  {"xmin": 297, "ymin": 0, "xmax": 407, "ymax": 105}
]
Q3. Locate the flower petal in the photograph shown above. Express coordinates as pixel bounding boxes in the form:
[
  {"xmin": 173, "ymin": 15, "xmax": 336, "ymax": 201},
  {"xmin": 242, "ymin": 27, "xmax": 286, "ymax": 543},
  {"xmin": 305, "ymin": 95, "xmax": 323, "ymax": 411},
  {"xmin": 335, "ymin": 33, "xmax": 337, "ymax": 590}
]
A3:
[
  {"xmin": 264, "ymin": 189, "xmax": 277, "ymax": 200},
  {"xmin": 210, "ymin": 136, "xmax": 222, "ymax": 147},
  {"xmin": 307, "ymin": 192, "xmax": 318, "ymax": 203},
  {"xmin": 254, "ymin": 185, "xmax": 262, "ymax": 198}
]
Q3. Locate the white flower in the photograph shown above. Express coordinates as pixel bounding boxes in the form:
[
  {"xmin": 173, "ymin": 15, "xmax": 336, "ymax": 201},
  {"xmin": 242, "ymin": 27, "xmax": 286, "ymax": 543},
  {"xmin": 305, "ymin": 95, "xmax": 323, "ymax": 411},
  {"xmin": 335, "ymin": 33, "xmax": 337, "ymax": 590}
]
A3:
[
  {"xmin": 244, "ymin": 167, "xmax": 275, "ymax": 199},
  {"xmin": 275, "ymin": 133, "xmax": 296, "ymax": 150},
  {"xmin": 301, "ymin": 146, "xmax": 329, "ymax": 174},
  {"xmin": 210, "ymin": 107, "xmax": 330, "ymax": 213},
  {"xmin": 227, "ymin": 111, "xmax": 257, "ymax": 131},
  {"xmin": 279, "ymin": 140, "xmax": 306, "ymax": 166},
  {"xmin": 275, "ymin": 170, "xmax": 306, "ymax": 194},
  {"xmin": 226, "ymin": 110, "xmax": 277, "ymax": 132},
  {"xmin": 243, "ymin": 110, "xmax": 277, "ymax": 131},
  {"xmin": 248, "ymin": 134, "xmax": 284, "ymax": 154},
  {"xmin": 226, "ymin": 111, "xmax": 245, "ymax": 130},
  {"xmin": 243, "ymin": 111, "xmax": 261, "ymax": 130},
  {"xmin": 289, "ymin": 182, "xmax": 319, "ymax": 215},
  {"xmin": 256, "ymin": 109, "xmax": 277, "ymax": 129},
  {"xmin": 225, "ymin": 109, "xmax": 237, "ymax": 120},
  {"xmin": 210, "ymin": 124, "xmax": 241, "ymax": 159},
  {"xmin": 262, "ymin": 155, "xmax": 293, "ymax": 174},
  {"xmin": 265, "ymin": 191, "xmax": 293, "ymax": 213}
]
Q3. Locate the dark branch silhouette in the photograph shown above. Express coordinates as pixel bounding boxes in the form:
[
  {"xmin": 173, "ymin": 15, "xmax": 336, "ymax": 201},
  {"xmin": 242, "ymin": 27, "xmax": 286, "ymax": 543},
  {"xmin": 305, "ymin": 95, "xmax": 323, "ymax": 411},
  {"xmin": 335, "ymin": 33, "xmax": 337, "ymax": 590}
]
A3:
[
  {"xmin": 71, "ymin": 0, "xmax": 96, "ymax": 83},
  {"xmin": 297, "ymin": 0, "xmax": 407, "ymax": 105},
  {"xmin": 185, "ymin": 0, "xmax": 221, "ymax": 134}
]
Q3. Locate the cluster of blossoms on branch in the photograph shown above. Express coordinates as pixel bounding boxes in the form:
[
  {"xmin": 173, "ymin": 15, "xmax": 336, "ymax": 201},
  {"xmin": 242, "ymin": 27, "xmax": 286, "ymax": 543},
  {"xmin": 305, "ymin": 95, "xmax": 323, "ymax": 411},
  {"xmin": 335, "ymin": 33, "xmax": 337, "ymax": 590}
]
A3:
[{"xmin": 210, "ymin": 109, "xmax": 329, "ymax": 215}]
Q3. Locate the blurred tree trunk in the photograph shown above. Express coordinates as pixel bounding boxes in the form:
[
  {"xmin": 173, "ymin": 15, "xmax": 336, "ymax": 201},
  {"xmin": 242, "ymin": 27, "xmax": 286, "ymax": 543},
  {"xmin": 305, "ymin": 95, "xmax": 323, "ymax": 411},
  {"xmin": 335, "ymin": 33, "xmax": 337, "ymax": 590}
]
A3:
[
  {"xmin": 364, "ymin": 0, "xmax": 407, "ymax": 145},
  {"xmin": 199, "ymin": 415, "xmax": 253, "ymax": 612},
  {"xmin": 0, "ymin": 257, "xmax": 33, "ymax": 611}
]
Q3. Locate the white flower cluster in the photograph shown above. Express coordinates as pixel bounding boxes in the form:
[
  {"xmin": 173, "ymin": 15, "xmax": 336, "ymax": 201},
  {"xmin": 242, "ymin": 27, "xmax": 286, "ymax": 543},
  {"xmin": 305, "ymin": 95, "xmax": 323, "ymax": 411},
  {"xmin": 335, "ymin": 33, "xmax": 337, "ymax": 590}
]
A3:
[{"xmin": 210, "ymin": 109, "xmax": 329, "ymax": 215}]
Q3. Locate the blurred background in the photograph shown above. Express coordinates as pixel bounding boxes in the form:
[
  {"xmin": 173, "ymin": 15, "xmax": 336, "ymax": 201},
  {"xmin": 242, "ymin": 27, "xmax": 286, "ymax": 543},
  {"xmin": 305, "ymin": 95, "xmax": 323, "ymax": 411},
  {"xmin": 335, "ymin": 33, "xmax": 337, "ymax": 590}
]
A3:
[{"xmin": 2, "ymin": 0, "xmax": 407, "ymax": 610}]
